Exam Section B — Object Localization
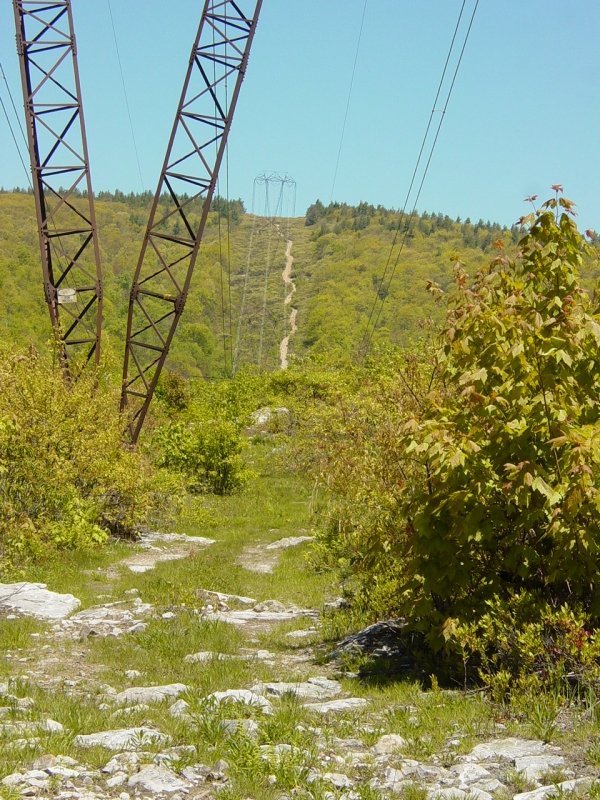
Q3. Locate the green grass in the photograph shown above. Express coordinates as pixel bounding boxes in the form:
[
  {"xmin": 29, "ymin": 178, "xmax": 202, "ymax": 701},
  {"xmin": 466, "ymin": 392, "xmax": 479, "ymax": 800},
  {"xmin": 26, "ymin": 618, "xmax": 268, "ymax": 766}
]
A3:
[
  {"xmin": 107, "ymin": 440, "xmax": 334, "ymax": 610},
  {"xmin": 86, "ymin": 612, "xmax": 274, "ymax": 691},
  {"xmin": 14, "ymin": 540, "xmax": 133, "ymax": 608},
  {"xmin": 0, "ymin": 618, "xmax": 48, "ymax": 674},
  {"xmin": 2, "ymin": 435, "xmax": 600, "ymax": 799}
]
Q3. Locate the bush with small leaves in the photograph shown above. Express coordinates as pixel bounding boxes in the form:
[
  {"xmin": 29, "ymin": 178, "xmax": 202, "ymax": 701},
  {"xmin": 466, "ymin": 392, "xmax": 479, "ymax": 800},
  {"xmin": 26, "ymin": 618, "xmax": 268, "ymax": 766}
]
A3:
[{"xmin": 0, "ymin": 345, "xmax": 175, "ymax": 572}]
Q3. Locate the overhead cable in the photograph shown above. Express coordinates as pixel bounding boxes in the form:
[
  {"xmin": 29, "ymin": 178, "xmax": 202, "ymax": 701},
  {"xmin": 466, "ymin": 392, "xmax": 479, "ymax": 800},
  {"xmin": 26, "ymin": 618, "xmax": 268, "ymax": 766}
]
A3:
[
  {"xmin": 359, "ymin": 0, "xmax": 479, "ymax": 357},
  {"xmin": 107, "ymin": 0, "xmax": 145, "ymax": 189},
  {"xmin": 0, "ymin": 60, "xmax": 31, "ymax": 187},
  {"xmin": 329, "ymin": 0, "xmax": 368, "ymax": 203}
]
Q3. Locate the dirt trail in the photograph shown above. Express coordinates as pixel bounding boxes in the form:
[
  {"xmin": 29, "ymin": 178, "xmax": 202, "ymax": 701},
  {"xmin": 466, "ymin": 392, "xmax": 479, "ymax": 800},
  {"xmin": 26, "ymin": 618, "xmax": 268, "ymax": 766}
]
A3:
[{"xmin": 279, "ymin": 238, "xmax": 297, "ymax": 369}]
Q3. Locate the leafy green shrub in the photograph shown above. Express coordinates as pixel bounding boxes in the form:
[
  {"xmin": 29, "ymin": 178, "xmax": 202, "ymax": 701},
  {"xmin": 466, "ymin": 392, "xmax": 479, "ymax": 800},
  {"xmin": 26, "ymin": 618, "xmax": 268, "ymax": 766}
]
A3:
[
  {"xmin": 155, "ymin": 416, "xmax": 247, "ymax": 495},
  {"xmin": 309, "ymin": 191, "xmax": 600, "ymax": 687},
  {"xmin": 155, "ymin": 370, "xmax": 190, "ymax": 412},
  {"xmin": 296, "ymin": 346, "xmax": 431, "ymax": 617},
  {"xmin": 156, "ymin": 420, "xmax": 245, "ymax": 495},
  {"xmin": 400, "ymin": 193, "xmax": 600, "ymax": 648},
  {"xmin": 0, "ymin": 346, "xmax": 172, "ymax": 572},
  {"xmin": 153, "ymin": 365, "xmax": 347, "ymax": 495},
  {"xmin": 456, "ymin": 597, "xmax": 600, "ymax": 698}
]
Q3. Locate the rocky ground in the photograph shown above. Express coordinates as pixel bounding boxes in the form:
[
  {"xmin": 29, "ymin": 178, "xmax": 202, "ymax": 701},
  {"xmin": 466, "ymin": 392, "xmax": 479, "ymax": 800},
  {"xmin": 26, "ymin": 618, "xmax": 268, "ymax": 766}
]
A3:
[{"xmin": 0, "ymin": 473, "xmax": 599, "ymax": 800}]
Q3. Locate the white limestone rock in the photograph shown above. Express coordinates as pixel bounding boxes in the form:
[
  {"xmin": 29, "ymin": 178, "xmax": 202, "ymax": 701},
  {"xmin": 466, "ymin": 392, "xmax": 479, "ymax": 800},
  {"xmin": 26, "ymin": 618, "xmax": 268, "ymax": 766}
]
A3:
[
  {"xmin": 1, "ymin": 774, "xmax": 25, "ymax": 788},
  {"xmin": 2, "ymin": 770, "xmax": 49, "ymax": 787},
  {"xmin": 304, "ymin": 698, "xmax": 368, "ymax": 714},
  {"xmin": 514, "ymin": 778, "xmax": 593, "ymax": 800},
  {"xmin": 127, "ymin": 764, "xmax": 190, "ymax": 793},
  {"xmin": 373, "ymin": 734, "xmax": 407, "ymax": 755},
  {"xmin": 253, "ymin": 599, "xmax": 288, "ymax": 613},
  {"xmin": 0, "ymin": 582, "xmax": 80, "ymax": 620},
  {"xmin": 57, "ymin": 600, "xmax": 153, "ymax": 639},
  {"xmin": 286, "ymin": 628, "xmax": 318, "ymax": 639},
  {"xmin": 200, "ymin": 612, "xmax": 249, "ymax": 626},
  {"xmin": 514, "ymin": 754, "xmax": 565, "ymax": 782},
  {"xmin": 465, "ymin": 738, "xmax": 556, "ymax": 763},
  {"xmin": 102, "ymin": 752, "xmax": 142, "ymax": 774},
  {"xmin": 478, "ymin": 779, "xmax": 507, "ymax": 794},
  {"xmin": 242, "ymin": 649, "xmax": 276, "ymax": 661},
  {"xmin": 106, "ymin": 773, "xmax": 127, "ymax": 788},
  {"xmin": 183, "ymin": 651, "xmax": 237, "ymax": 664},
  {"xmin": 252, "ymin": 677, "xmax": 341, "ymax": 701},
  {"xmin": 183, "ymin": 650, "xmax": 213, "ymax": 664},
  {"xmin": 154, "ymin": 745, "xmax": 197, "ymax": 765},
  {"xmin": 375, "ymin": 766, "xmax": 410, "ymax": 791},
  {"xmin": 114, "ymin": 683, "xmax": 188, "ymax": 705},
  {"xmin": 221, "ymin": 718, "xmax": 259, "ymax": 738},
  {"xmin": 41, "ymin": 719, "xmax": 64, "ymax": 733},
  {"xmin": 124, "ymin": 533, "xmax": 215, "ymax": 572},
  {"xmin": 202, "ymin": 608, "xmax": 317, "ymax": 626},
  {"xmin": 248, "ymin": 406, "xmax": 290, "ymax": 432},
  {"xmin": 1, "ymin": 718, "xmax": 63, "ymax": 736},
  {"xmin": 323, "ymin": 772, "xmax": 353, "ymax": 789},
  {"xmin": 265, "ymin": 535, "xmax": 314, "ymax": 550},
  {"xmin": 74, "ymin": 728, "xmax": 168, "ymax": 750},
  {"xmin": 464, "ymin": 790, "xmax": 494, "ymax": 800},
  {"xmin": 169, "ymin": 699, "xmax": 191, "ymax": 719},
  {"xmin": 428, "ymin": 790, "xmax": 468, "ymax": 800},
  {"xmin": 139, "ymin": 531, "xmax": 215, "ymax": 547},
  {"xmin": 208, "ymin": 689, "xmax": 273, "ymax": 714},
  {"xmin": 32, "ymin": 755, "xmax": 79, "ymax": 771},
  {"xmin": 450, "ymin": 763, "xmax": 495, "ymax": 785},
  {"xmin": 199, "ymin": 590, "xmax": 256, "ymax": 607}
]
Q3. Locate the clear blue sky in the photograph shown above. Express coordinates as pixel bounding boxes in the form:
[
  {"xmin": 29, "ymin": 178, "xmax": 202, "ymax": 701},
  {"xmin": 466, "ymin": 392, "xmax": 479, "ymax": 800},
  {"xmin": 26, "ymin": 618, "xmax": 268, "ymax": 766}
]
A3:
[{"xmin": 1, "ymin": 1, "xmax": 599, "ymax": 231}]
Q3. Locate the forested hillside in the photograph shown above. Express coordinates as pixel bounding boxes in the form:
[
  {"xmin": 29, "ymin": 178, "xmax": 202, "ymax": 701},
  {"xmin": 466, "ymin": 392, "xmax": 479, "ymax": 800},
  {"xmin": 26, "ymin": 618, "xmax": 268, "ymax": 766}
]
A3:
[{"xmin": 0, "ymin": 189, "xmax": 564, "ymax": 376}]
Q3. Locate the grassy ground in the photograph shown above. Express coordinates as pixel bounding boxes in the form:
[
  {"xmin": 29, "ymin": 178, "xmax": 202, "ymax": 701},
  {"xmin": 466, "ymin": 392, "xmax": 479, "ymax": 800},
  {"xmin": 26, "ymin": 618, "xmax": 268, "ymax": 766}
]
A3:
[{"xmin": 0, "ymin": 438, "xmax": 599, "ymax": 799}]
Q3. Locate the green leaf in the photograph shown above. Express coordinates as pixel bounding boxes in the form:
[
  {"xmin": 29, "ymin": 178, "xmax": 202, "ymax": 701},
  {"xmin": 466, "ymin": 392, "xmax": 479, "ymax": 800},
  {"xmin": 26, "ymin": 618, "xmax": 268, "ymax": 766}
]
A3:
[{"xmin": 531, "ymin": 476, "xmax": 561, "ymax": 505}]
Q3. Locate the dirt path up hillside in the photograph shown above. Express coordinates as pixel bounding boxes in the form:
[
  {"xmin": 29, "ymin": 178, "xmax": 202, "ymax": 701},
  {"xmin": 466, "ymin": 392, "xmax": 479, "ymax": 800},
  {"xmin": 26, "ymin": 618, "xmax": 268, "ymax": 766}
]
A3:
[{"xmin": 279, "ymin": 238, "xmax": 297, "ymax": 369}]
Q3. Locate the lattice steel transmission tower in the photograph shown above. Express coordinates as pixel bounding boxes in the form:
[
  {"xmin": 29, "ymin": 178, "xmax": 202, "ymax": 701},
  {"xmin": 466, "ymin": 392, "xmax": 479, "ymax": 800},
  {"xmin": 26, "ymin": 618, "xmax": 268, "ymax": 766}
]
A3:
[
  {"xmin": 13, "ymin": 0, "xmax": 103, "ymax": 372},
  {"xmin": 121, "ymin": 0, "xmax": 263, "ymax": 442}
]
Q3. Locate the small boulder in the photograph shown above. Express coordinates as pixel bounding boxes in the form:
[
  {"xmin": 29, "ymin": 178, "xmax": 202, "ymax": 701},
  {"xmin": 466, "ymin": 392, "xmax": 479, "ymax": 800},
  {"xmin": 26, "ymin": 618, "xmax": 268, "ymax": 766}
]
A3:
[
  {"xmin": 74, "ymin": 728, "xmax": 168, "ymax": 750},
  {"xmin": 373, "ymin": 733, "xmax": 407, "ymax": 755},
  {"xmin": 208, "ymin": 689, "xmax": 273, "ymax": 714},
  {"xmin": 114, "ymin": 684, "xmax": 188, "ymax": 706},
  {"xmin": 0, "ymin": 582, "xmax": 80, "ymax": 620},
  {"xmin": 514, "ymin": 778, "xmax": 593, "ymax": 800},
  {"xmin": 128, "ymin": 764, "xmax": 190, "ymax": 794},
  {"xmin": 304, "ymin": 698, "xmax": 368, "ymax": 714}
]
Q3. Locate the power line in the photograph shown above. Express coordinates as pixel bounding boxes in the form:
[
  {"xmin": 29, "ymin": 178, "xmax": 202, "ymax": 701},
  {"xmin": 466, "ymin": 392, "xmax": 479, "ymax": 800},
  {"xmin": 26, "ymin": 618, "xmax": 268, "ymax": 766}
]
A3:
[
  {"xmin": 359, "ymin": 0, "xmax": 467, "ymax": 354},
  {"xmin": 224, "ymin": 10, "xmax": 234, "ymax": 376},
  {"xmin": 360, "ymin": 0, "xmax": 479, "ymax": 357},
  {"xmin": 0, "ymin": 60, "xmax": 31, "ymax": 187},
  {"xmin": 106, "ymin": 0, "xmax": 145, "ymax": 190},
  {"xmin": 0, "ymin": 93, "xmax": 31, "ymax": 188},
  {"xmin": 0, "ymin": 60, "xmax": 28, "ymax": 150},
  {"xmin": 233, "ymin": 190, "xmax": 259, "ymax": 374},
  {"xmin": 225, "ymin": 144, "xmax": 234, "ymax": 376},
  {"xmin": 258, "ymin": 203, "xmax": 276, "ymax": 369},
  {"xmin": 329, "ymin": 0, "xmax": 368, "ymax": 203}
]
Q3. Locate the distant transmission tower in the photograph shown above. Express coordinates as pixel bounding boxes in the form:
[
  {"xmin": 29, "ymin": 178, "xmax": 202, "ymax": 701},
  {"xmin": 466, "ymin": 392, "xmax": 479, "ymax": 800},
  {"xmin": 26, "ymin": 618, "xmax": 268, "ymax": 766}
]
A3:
[
  {"xmin": 234, "ymin": 172, "xmax": 296, "ymax": 372},
  {"xmin": 254, "ymin": 172, "xmax": 296, "ymax": 234}
]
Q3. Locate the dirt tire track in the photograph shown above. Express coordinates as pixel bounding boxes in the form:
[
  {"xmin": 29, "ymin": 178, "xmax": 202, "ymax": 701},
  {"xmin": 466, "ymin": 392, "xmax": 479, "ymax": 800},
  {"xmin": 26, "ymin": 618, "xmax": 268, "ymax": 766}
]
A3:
[{"xmin": 279, "ymin": 238, "xmax": 297, "ymax": 369}]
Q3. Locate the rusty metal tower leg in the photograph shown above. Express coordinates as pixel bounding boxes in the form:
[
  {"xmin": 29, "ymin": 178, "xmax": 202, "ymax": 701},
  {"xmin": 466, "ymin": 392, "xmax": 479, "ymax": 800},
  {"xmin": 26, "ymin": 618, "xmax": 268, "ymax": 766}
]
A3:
[
  {"xmin": 13, "ymin": 0, "xmax": 103, "ymax": 373},
  {"xmin": 120, "ymin": 0, "xmax": 262, "ymax": 442}
]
